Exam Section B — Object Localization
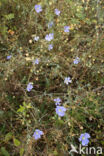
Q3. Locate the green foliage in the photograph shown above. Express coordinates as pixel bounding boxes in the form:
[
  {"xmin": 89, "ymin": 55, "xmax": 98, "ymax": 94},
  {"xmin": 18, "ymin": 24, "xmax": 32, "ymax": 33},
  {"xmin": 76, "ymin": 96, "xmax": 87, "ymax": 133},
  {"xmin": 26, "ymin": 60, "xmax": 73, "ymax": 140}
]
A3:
[
  {"xmin": 4, "ymin": 13, "xmax": 14, "ymax": 20},
  {"xmin": 20, "ymin": 148, "xmax": 24, "ymax": 156},
  {"xmin": 5, "ymin": 133, "xmax": 13, "ymax": 142},
  {"xmin": 13, "ymin": 138, "xmax": 21, "ymax": 147},
  {"xmin": 0, "ymin": 147, "xmax": 10, "ymax": 156}
]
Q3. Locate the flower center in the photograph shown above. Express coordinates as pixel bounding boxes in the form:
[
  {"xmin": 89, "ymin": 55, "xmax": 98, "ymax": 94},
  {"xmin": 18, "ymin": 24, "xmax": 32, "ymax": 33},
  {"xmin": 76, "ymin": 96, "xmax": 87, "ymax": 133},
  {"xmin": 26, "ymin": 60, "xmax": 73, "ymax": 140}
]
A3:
[
  {"xmin": 82, "ymin": 136, "xmax": 85, "ymax": 140},
  {"xmin": 59, "ymin": 109, "xmax": 62, "ymax": 112}
]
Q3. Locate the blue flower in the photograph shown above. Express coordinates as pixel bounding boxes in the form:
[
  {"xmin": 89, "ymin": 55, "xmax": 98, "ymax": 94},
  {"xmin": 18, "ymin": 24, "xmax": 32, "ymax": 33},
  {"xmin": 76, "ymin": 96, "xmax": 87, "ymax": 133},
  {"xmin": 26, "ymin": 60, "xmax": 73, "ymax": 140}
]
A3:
[
  {"xmin": 34, "ymin": 36, "xmax": 39, "ymax": 41},
  {"xmin": 55, "ymin": 9, "xmax": 60, "ymax": 16},
  {"xmin": 48, "ymin": 44, "xmax": 53, "ymax": 51},
  {"xmin": 56, "ymin": 106, "xmax": 66, "ymax": 117},
  {"xmin": 73, "ymin": 57, "xmax": 80, "ymax": 64},
  {"xmin": 34, "ymin": 5, "xmax": 42, "ymax": 13},
  {"xmin": 7, "ymin": 55, "xmax": 11, "ymax": 60},
  {"xmin": 33, "ymin": 58, "xmax": 39, "ymax": 65},
  {"xmin": 33, "ymin": 129, "xmax": 44, "ymax": 140},
  {"xmin": 79, "ymin": 133, "xmax": 90, "ymax": 146},
  {"xmin": 64, "ymin": 26, "xmax": 70, "ymax": 33},
  {"xmin": 45, "ymin": 33, "xmax": 54, "ymax": 41},
  {"xmin": 48, "ymin": 21, "xmax": 54, "ymax": 28},
  {"xmin": 64, "ymin": 77, "xmax": 72, "ymax": 85},
  {"xmin": 54, "ymin": 97, "xmax": 61, "ymax": 105},
  {"xmin": 26, "ymin": 83, "xmax": 33, "ymax": 92}
]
